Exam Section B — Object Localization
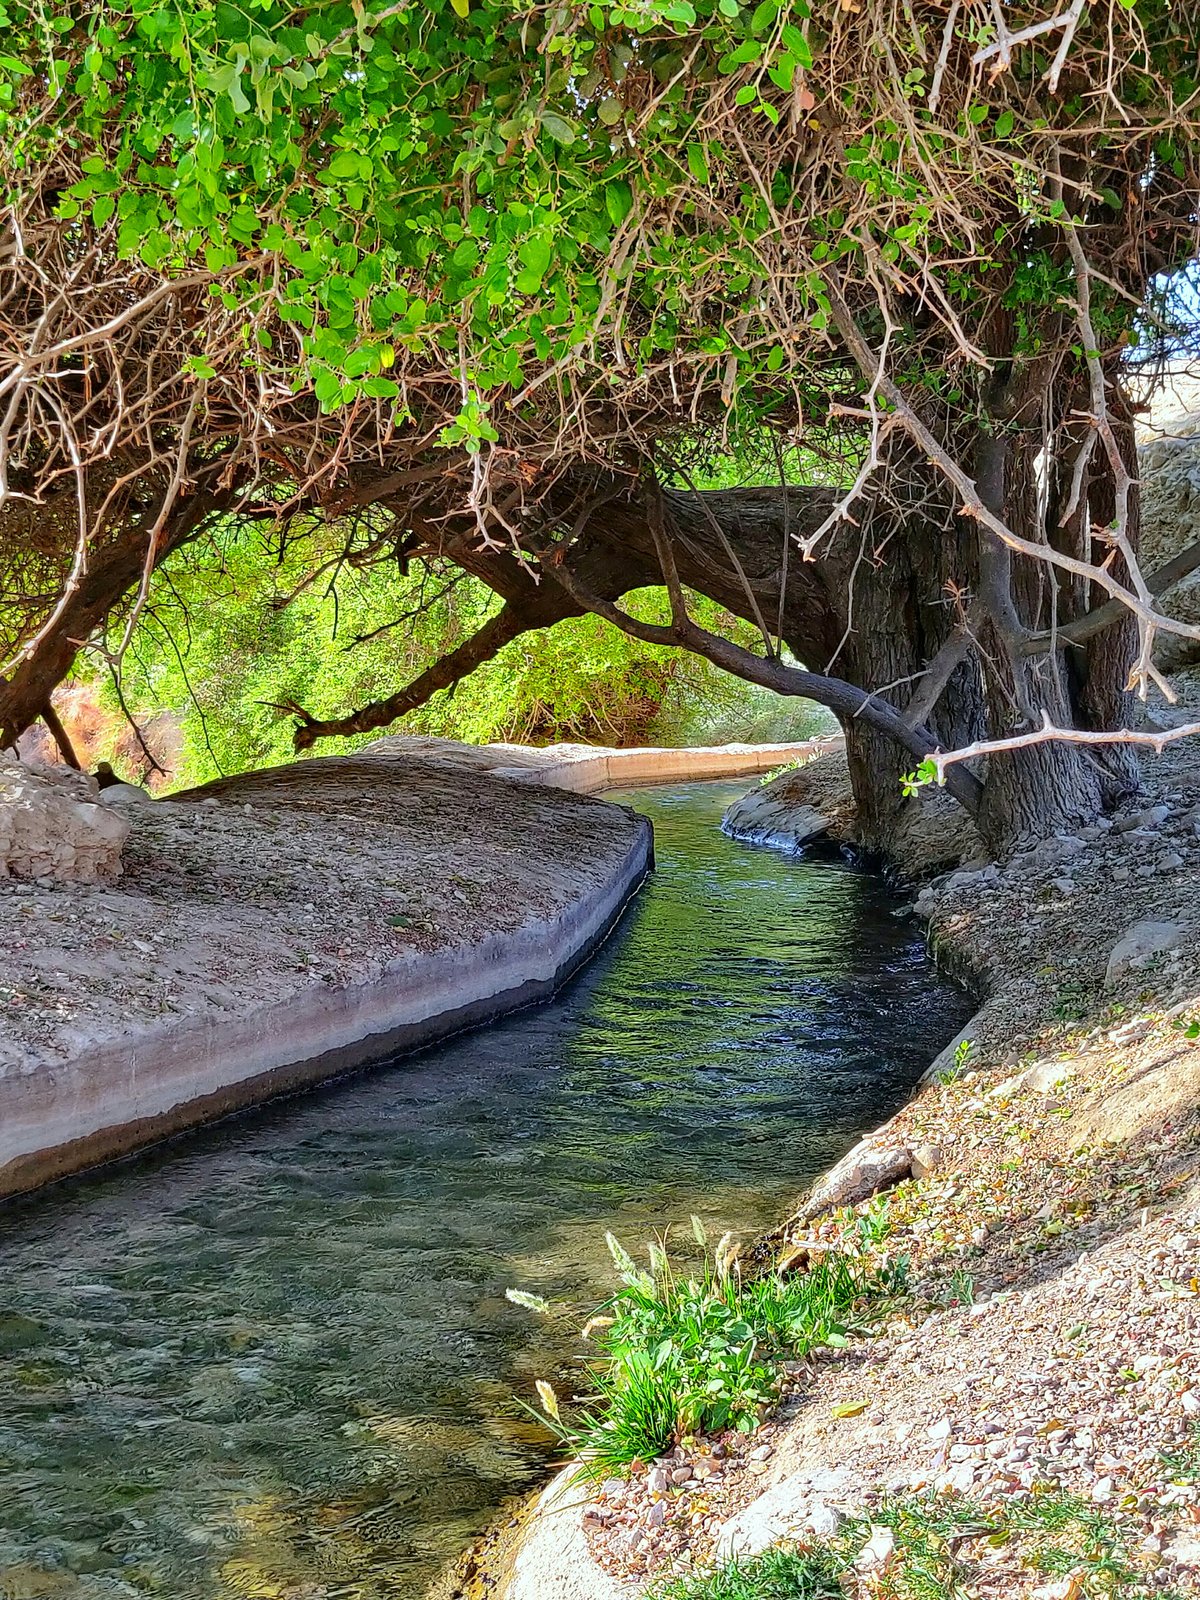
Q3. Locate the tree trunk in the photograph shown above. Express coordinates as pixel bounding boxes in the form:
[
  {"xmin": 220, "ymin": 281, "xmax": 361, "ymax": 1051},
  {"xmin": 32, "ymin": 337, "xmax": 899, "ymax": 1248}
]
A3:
[{"xmin": 0, "ymin": 489, "xmax": 225, "ymax": 748}]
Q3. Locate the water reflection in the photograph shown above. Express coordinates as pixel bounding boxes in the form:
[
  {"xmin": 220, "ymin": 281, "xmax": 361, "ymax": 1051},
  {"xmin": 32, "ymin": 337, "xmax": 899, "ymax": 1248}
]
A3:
[{"xmin": 0, "ymin": 782, "xmax": 971, "ymax": 1599}]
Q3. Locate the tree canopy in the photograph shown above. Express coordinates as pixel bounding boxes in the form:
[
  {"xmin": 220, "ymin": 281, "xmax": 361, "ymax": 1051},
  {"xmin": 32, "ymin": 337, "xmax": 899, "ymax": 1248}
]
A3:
[{"xmin": 2, "ymin": 1, "xmax": 1199, "ymax": 850}]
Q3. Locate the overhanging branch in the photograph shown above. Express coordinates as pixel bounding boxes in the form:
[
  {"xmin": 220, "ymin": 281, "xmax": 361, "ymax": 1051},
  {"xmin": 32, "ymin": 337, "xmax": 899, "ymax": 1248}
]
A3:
[{"xmin": 542, "ymin": 529, "xmax": 985, "ymax": 818}]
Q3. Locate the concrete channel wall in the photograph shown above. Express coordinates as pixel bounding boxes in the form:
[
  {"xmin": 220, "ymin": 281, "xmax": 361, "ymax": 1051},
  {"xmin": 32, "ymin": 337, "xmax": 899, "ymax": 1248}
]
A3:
[
  {"xmin": 0, "ymin": 818, "xmax": 653, "ymax": 1201},
  {"xmin": 484, "ymin": 738, "xmax": 842, "ymax": 793},
  {"xmin": 0, "ymin": 739, "xmax": 832, "ymax": 1200}
]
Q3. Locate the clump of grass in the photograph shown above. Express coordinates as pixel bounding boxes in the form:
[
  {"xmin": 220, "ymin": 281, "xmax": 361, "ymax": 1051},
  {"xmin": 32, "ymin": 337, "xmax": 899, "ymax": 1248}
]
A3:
[
  {"xmin": 1159, "ymin": 1422, "xmax": 1200, "ymax": 1484},
  {"xmin": 651, "ymin": 1545, "xmax": 844, "ymax": 1599},
  {"xmin": 511, "ymin": 1218, "xmax": 902, "ymax": 1476}
]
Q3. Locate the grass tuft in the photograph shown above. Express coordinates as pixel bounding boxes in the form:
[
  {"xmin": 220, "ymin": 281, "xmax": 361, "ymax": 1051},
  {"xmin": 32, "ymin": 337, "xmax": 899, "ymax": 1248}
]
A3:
[{"xmin": 511, "ymin": 1229, "xmax": 904, "ymax": 1476}]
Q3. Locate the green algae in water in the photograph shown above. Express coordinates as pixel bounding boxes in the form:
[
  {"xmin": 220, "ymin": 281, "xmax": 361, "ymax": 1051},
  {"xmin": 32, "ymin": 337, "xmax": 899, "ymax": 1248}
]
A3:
[{"xmin": 0, "ymin": 783, "xmax": 972, "ymax": 1598}]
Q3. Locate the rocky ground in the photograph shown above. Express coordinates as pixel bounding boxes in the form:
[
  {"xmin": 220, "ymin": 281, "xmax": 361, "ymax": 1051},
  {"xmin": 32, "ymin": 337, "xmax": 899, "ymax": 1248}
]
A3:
[
  {"xmin": 532, "ymin": 749, "xmax": 1200, "ymax": 1598},
  {"xmin": 0, "ymin": 742, "xmax": 644, "ymax": 1078}
]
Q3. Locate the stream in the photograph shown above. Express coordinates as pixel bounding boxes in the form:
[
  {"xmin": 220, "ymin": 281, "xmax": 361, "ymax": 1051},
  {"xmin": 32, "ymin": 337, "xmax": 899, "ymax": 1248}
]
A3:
[{"xmin": 0, "ymin": 781, "xmax": 972, "ymax": 1600}]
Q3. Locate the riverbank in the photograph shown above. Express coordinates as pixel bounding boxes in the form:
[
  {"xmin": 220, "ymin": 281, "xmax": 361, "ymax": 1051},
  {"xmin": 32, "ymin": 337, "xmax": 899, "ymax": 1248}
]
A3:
[
  {"xmin": 473, "ymin": 745, "xmax": 1200, "ymax": 1600},
  {"xmin": 0, "ymin": 737, "xmax": 833, "ymax": 1201},
  {"xmin": 0, "ymin": 743, "xmax": 649, "ymax": 1198}
]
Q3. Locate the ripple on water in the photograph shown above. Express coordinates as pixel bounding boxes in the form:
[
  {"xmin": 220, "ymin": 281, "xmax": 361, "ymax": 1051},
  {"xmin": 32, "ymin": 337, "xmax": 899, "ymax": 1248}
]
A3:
[{"xmin": 0, "ymin": 781, "xmax": 972, "ymax": 1598}]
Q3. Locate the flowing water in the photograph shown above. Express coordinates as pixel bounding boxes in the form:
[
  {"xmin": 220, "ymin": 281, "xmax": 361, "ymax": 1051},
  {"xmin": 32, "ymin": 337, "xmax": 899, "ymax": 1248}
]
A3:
[{"xmin": 0, "ymin": 782, "xmax": 972, "ymax": 1600}]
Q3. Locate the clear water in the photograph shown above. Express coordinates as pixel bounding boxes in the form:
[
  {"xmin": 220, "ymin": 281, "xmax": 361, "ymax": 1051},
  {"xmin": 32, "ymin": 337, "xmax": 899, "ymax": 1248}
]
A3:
[{"xmin": 0, "ymin": 783, "xmax": 971, "ymax": 1600}]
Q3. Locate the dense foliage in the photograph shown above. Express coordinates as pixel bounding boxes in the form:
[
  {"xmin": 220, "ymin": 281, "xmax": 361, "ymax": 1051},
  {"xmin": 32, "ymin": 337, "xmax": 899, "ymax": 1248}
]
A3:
[
  {"xmin": 3, "ymin": 0, "xmax": 1193, "ymax": 524},
  {"xmin": 510, "ymin": 1222, "xmax": 899, "ymax": 1474},
  {"xmin": 109, "ymin": 537, "xmax": 825, "ymax": 785},
  {"xmin": 2, "ymin": 2, "xmax": 1199, "ymax": 846}
]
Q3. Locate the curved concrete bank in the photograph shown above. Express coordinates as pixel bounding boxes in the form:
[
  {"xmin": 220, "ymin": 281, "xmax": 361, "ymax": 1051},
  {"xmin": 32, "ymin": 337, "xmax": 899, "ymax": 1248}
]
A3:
[
  {"xmin": 360, "ymin": 733, "xmax": 841, "ymax": 792},
  {"xmin": 0, "ymin": 749, "xmax": 652, "ymax": 1200}
]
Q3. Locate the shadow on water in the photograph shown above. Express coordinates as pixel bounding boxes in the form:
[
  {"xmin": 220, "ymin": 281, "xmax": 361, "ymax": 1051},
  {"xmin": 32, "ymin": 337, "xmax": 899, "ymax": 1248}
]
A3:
[{"xmin": 0, "ymin": 782, "xmax": 973, "ymax": 1599}]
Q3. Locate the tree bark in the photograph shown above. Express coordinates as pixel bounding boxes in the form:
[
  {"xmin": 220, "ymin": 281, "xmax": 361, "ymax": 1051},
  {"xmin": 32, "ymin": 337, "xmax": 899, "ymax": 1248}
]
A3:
[{"xmin": 0, "ymin": 487, "xmax": 227, "ymax": 747}]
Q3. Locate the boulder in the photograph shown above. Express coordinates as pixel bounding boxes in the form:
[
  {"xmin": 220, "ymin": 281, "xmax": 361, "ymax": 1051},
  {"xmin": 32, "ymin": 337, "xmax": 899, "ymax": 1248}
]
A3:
[
  {"xmin": 799, "ymin": 1137, "xmax": 913, "ymax": 1219},
  {"xmin": 0, "ymin": 758, "xmax": 130, "ymax": 883},
  {"xmin": 1104, "ymin": 919, "xmax": 1187, "ymax": 987}
]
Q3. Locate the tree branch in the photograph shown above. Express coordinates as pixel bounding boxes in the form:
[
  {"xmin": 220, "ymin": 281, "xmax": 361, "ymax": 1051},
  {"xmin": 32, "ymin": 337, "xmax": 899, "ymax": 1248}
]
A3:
[
  {"xmin": 822, "ymin": 273, "xmax": 1200, "ymax": 653},
  {"xmin": 542, "ymin": 544, "xmax": 985, "ymax": 817},
  {"xmin": 924, "ymin": 709, "xmax": 1200, "ymax": 782},
  {"xmin": 280, "ymin": 601, "xmax": 541, "ymax": 751}
]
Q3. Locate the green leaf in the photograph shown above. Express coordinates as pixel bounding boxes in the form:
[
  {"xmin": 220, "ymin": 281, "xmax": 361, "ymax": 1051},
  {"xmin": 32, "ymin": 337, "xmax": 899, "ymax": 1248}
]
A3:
[
  {"xmin": 605, "ymin": 179, "xmax": 634, "ymax": 226},
  {"xmin": 831, "ymin": 1398, "xmax": 868, "ymax": 1417},
  {"xmin": 598, "ymin": 96, "xmax": 624, "ymax": 126},
  {"xmin": 779, "ymin": 23, "xmax": 812, "ymax": 68},
  {"xmin": 686, "ymin": 143, "xmax": 709, "ymax": 184},
  {"xmin": 313, "ymin": 367, "xmax": 342, "ymax": 406},
  {"xmin": 539, "ymin": 111, "xmax": 577, "ymax": 146},
  {"xmin": 328, "ymin": 151, "xmax": 362, "ymax": 181},
  {"xmin": 994, "ymin": 109, "xmax": 1014, "ymax": 138},
  {"xmin": 749, "ymin": 0, "xmax": 777, "ymax": 31}
]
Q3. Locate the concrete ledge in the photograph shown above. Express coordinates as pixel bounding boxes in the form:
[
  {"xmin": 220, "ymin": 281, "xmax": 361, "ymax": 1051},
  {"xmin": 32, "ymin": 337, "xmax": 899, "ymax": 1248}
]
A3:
[
  {"xmin": 359, "ymin": 734, "xmax": 841, "ymax": 794},
  {"xmin": 495, "ymin": 739, "xmax": 840, "ymax": 794},
  {"xmin": 0, "ymin": 809, "xmax": 652, "ymax": 1201}
]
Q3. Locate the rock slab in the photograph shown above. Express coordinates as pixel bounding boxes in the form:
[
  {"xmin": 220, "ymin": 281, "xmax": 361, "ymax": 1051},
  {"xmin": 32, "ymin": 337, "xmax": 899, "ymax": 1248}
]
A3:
[
  {"xmin": 1104, "ymin": 919, "xmax": 1187, "ymax": 987},
  {"xmin": 0, "ymin": 759, "xmax": 129, "ymax": 883}
]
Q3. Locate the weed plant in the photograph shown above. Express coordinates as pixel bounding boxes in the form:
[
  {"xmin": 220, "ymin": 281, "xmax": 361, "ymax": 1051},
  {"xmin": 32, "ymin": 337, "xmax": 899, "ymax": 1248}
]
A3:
[{"xmin": 512, "ymin": 1218, "xmax": 904, "ymax": 1475}]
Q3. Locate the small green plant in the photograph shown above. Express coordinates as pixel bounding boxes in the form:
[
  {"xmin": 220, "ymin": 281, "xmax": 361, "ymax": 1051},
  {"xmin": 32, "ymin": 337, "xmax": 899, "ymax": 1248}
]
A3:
[
  {"xmin": 1172, "ymin": 1014, "xmax": 1200, "ymax": 1042},
  {"xmin": 759, "ymin": 758, "xmax": 805, "ymax": 786},
  {"xmin": 942, "ymin": 1267, "xmax": 975, "ymax": 1307},
  {"xmin": 1051, "ymin": 979, "xmax": 1090, "ymax": 1022},
  {"xmin": 854, "ymin": 1195, "xmax": 895, "ymax": 1249},
  {"xmin": 650, "ymin": 1545, "xmax": 844, "ymax": 1599},
  {"xmin": 939, "ymin": 1036, "xmax": 974, "ymax": 1083},
  {"xmin": 900, "ymin": 757, "xmax": 944, "ymax": 798},
  {"xmin": 510, "ymin": 1219, "xmax": 899, "ymax": 1476}
]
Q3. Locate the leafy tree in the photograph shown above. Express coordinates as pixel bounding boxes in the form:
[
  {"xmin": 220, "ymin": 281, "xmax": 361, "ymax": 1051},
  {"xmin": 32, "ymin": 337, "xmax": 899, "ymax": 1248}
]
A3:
[
  {"xmin": 1, "ymin": 1, "xmax": 1198, "ymax": 850},
  {"xmin": 109, "ymin": 525, "xmax": 823, "ymax": 784}
]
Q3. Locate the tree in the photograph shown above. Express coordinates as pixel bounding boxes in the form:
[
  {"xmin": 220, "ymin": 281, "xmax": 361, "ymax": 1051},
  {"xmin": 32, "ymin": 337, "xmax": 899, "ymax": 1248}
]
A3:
[{"xmin": 1, "ymin": 1, "xmax": 1199, "ymax": 852}]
